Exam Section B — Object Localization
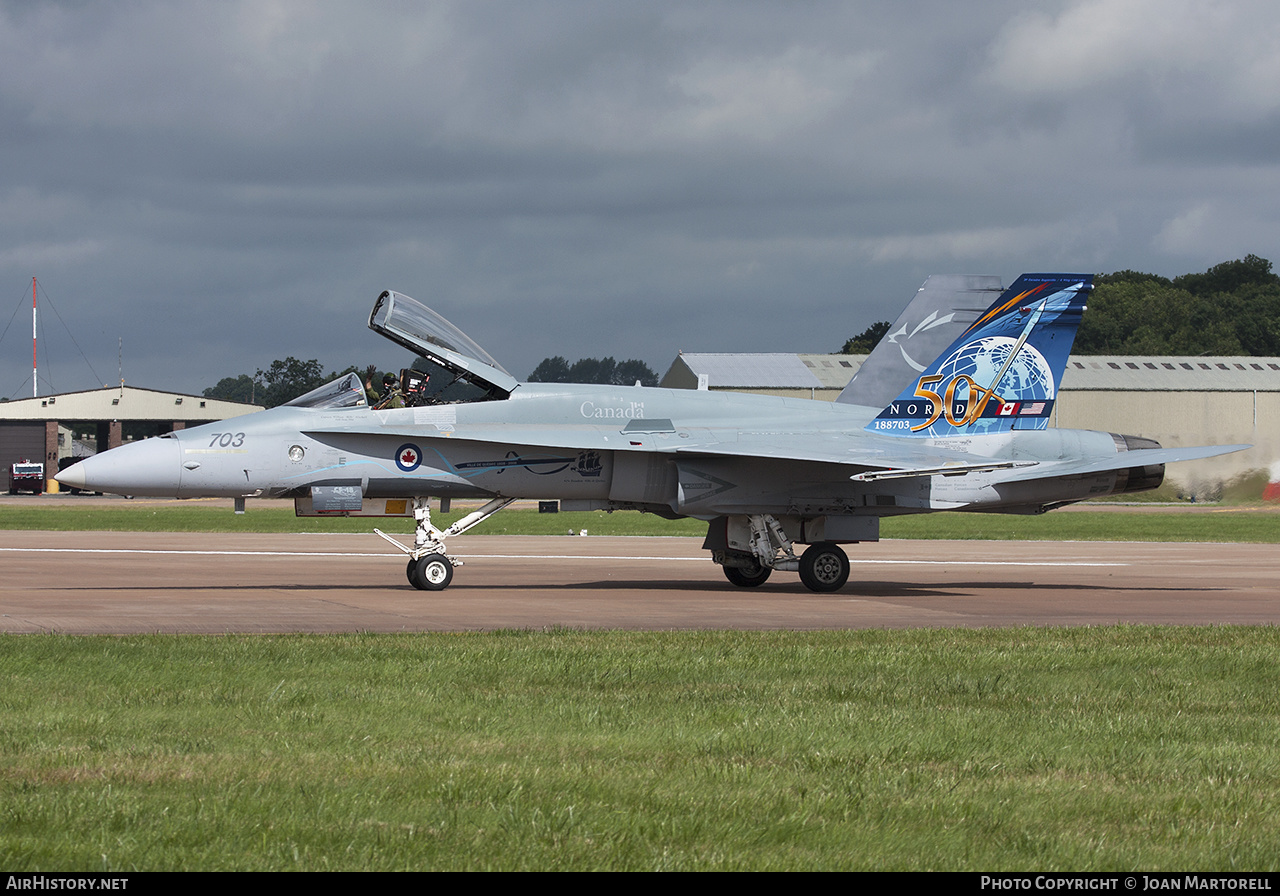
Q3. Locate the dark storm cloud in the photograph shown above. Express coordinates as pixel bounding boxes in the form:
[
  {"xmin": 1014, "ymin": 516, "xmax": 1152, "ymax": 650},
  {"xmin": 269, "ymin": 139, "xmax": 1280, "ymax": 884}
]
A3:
[{"xmin": 2, "ymin": 0, "xmax": 1278, "ymax": 398}]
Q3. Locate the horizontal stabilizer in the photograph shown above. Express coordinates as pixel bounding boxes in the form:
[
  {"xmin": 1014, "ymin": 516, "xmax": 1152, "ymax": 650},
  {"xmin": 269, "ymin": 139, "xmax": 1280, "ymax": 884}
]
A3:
[{"xmin": 997, "ymin": 444, "xmax": 1252, "ymax": 483}]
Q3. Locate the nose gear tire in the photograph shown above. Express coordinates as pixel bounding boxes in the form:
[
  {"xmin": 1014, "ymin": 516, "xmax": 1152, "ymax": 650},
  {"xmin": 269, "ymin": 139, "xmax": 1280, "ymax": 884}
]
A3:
[{"xmin": 409, "ymin": 553, "xmax": 454, "ymax": 591}]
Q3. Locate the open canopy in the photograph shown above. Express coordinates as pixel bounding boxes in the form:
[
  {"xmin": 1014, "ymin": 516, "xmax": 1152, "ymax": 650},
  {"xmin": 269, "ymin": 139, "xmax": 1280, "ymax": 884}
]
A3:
[{"xmin": 369, "ymin": 290, "xmax": 518, "ymax": 398}]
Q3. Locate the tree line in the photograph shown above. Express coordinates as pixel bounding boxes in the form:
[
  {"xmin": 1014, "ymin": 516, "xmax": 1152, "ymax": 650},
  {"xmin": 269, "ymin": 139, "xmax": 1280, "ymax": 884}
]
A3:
[
  {"xmin": 203, "ymin": 358, "xmax": 365, "ymax": 408},
  {"xmin": 840, "ymin": 256, "xmax": 1280, "ymax": 357},
  {"xmin": 207, "ymin": 256, "xmax": 1280, "ymax": 407},
  {"xmin": 204, "ymin": 355, "xmax": 662, "ymax": 408},
  {"xmin": 527, "ymin": 356, "xmax": 658, "ymax": 387},
  {"xmin": 1075, "ymin": 255, "xmax": 1280, "ymax": 355}
]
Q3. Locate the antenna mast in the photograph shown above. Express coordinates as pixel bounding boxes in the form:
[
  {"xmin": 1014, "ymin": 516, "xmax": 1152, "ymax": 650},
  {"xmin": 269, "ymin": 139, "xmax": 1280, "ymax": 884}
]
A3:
[{"xmin": 31, "ymin": 277, "xmax": 37, "ymax": 398}]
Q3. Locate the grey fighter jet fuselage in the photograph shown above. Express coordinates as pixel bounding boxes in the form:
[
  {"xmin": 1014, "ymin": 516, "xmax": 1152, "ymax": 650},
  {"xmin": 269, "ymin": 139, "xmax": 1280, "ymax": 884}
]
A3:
[{"xmin": 57, "ymin": 280, "xmax": 1247, "ymax": 593}]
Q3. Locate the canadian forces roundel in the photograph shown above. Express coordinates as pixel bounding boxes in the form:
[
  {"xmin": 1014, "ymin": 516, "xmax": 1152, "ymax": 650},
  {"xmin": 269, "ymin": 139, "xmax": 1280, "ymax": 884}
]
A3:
[{"xmin": 395, "ymin": 443, "xmax": 423, "ymax": 472}]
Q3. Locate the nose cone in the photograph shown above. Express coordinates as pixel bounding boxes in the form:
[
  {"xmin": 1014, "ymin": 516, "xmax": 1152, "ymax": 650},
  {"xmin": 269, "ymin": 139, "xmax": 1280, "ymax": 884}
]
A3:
[{"xmin": 54, "ymin": 437, "xmax": 183, "ymax": 497}]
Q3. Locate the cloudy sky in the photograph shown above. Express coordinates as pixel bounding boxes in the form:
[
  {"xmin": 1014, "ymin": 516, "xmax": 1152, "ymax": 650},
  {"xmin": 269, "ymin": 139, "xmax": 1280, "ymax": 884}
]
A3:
[{"xmin": 3, "ymin": 0, "xmax": 1279, "ymax": 398}]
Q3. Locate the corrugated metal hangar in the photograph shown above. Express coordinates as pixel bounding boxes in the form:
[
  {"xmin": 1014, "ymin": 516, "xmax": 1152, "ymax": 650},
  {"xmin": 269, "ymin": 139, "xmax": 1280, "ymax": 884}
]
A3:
[
  {"xmin": 660, "ymin": 353, "xmax": 859, "ymax": 399},
  {"xmin": 1, "ymin": 386, "xmax": 260, "ymax": 491},
  {"xmin": 661, "ymin": 352, "xmax": 1280, "ymax": 488},
  {"xmin": 1054, "ymin": 356, "xmax": 1280, "ymax": 486}
]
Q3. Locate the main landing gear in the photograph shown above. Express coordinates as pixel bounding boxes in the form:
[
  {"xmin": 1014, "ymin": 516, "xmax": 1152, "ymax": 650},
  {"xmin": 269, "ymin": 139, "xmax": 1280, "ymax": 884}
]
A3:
[
  {"xmin": 715, "ymin": 514, "xmax": 852, "ymax": 593},
  {"xmin": 376, "ymin": 496, "xmax": 516, "ymax": 591}
]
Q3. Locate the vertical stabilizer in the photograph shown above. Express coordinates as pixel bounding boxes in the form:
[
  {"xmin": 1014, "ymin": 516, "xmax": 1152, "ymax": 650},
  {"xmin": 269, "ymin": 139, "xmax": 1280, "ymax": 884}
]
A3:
[
  {"xmin": 837, "ymin": 274, "xmax": 1003, "ymax": 408},
  {"xmin": 866, "ymin": 273, "xmax": 1092, "ymax": 438}
]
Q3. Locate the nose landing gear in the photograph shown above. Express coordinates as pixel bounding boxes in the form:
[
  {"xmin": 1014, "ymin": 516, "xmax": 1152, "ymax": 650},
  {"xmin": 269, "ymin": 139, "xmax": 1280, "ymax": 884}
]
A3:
[{"xmin": 377, "ymin": 496, "xmax": 516, "ymax": 591}]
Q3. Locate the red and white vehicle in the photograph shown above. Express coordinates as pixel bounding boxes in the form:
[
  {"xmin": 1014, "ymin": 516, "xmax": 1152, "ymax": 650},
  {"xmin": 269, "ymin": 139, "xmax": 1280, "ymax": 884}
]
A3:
[{"xmin": 8, "ymin": 459, "xmax": 44, "ymax": 495}]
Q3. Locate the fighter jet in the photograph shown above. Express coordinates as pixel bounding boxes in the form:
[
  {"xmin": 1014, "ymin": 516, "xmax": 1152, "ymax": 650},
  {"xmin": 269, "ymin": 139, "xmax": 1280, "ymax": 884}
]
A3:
[{"xmin": 57, "ymin": 274, "xmax": 1246, "ymax": 592}]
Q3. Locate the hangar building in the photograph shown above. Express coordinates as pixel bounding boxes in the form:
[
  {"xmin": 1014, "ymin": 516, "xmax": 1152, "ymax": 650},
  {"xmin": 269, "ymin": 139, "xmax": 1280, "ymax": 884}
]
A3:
[
  {"xmin": 659, "ymin": 353, "xmax": 858, "ymax": 400},
  {"xmin": 1, "ymin": 386, "xmax": 261, "ymax": 491}
]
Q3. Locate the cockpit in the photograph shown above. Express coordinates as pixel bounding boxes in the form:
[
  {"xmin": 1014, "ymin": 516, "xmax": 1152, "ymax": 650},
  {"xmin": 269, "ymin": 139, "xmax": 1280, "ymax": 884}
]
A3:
[
  {"xmin": 368, "ymin": 289, "xmax": 517, "ymax": 404},
  {"xmin": 282, "ymin": 291, "xmax": 516, "ymax": 411}
]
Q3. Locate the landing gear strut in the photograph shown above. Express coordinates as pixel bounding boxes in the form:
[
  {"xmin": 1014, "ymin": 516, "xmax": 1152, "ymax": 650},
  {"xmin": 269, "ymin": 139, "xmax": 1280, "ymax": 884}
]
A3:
[
  {"xmin": 376, "ymin": 496, "xmax": 516, "ymax": 591},
  {"xmin": 713, "ymin": 515, "xmax": 852, "ymax": 593},
  {"xmin": 717, "ymin": 514, "xmax": 797, "ymax": 589}
]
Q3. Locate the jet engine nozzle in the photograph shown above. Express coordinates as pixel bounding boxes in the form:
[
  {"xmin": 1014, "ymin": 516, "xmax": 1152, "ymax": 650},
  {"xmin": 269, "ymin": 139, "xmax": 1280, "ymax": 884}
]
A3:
[{"xmin": 1111, "ymin": 432, "xmax": 1166, "ymax": 495}]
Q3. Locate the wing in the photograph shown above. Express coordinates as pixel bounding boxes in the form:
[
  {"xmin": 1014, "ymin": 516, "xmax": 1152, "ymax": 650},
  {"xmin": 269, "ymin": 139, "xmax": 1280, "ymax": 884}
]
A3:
[
  {"xmin": 301, "ymin": 416, "xmax": 1063, "ymax": 480},
  {"xmin": 668, "ymin": 429, "xmax": 1033, "ymax": 473}
]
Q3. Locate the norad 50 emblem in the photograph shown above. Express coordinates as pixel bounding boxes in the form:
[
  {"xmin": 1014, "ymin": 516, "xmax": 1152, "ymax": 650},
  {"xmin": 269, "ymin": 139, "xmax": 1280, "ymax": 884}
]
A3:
[
  {"xmin": 876, "ymin": 336, "xmax": 1056, "ymax": 435},
  {"xmin": 869, "ymin": 274, "xmax": 1089, "ymax": 438}
]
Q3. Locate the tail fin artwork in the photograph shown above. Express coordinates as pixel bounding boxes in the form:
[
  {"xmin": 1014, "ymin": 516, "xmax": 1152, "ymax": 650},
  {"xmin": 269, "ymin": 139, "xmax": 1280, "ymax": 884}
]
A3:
[{"xmin": 867, "ymin": 274, "xmax": 1092, "ymax": 438}]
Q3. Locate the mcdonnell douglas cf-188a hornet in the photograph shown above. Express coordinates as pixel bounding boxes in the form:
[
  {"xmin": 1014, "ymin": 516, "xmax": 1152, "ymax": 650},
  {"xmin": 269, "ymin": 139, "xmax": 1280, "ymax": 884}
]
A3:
[{"xmin": 57, "ymin": 275, "xmax": 1247, "ymax": 592}]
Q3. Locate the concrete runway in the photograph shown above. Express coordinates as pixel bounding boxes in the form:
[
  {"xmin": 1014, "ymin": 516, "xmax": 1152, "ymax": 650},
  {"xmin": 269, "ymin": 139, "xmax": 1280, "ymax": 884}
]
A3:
[{"xmin": 3, "ymin": 530, "xmax": 1279, "ymax": 632}]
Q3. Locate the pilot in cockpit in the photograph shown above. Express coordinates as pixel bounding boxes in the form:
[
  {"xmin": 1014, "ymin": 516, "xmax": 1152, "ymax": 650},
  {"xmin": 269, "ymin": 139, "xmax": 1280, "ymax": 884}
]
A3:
[{"xmin": 365, "ymin": 368, "xmax": 405, "ymax": 409}]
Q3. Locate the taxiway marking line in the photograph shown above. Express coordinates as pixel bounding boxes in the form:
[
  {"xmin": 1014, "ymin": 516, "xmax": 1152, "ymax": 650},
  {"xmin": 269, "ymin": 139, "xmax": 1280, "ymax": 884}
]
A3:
[{"xmin": 0, "ymin": 547, "xmax": 1125, "ymax": 567}]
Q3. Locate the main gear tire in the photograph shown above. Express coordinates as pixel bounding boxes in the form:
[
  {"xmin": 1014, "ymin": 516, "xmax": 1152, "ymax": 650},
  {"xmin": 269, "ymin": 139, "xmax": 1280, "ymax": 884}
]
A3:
[
  {"xmin": 723, "ymin": 560, "xmax": 772, "ymax": 587},
  {"xmin": 798, "ymin": 542, "xmax": 849, "ymax": 593}
]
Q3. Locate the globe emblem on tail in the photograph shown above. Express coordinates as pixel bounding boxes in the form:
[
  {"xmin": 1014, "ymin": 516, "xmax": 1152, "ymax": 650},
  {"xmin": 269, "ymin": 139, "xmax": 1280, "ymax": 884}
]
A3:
[
  {"xmin": 916, "ymin": 335, "xmax": 1057, "ymax": 435},
  {"xmin": 938, "ymin": 336, "xmax": 1057, "ymax": 403}
]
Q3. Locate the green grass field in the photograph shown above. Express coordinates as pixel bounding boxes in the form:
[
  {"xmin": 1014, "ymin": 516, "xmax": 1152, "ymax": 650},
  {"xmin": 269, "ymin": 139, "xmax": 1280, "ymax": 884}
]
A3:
[
  {"xmin": 4, "ymin": 500, "xmax": 1280, "ymax": 542},
  {"xmin": 3, "ymin": 628, "xmax": 1279, "ymax": 871},
  {"xmin": 4, "ymin": 501, "xmax": 1279, "ymax": 870}
]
